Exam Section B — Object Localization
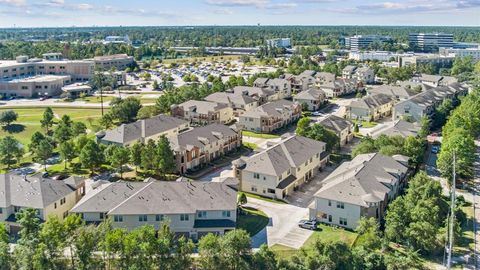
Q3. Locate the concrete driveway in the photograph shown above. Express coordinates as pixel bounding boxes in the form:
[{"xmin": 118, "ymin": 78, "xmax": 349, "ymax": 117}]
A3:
[{"xmin": 246, "ymin": 197, "xmax": 313, "ymax": 249}]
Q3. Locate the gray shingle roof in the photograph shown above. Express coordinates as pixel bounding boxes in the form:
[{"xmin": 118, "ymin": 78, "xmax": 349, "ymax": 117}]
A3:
[
  {"xmin": 318, "ymin": 115, "xmax": 352, "ymax": 133},
  {"xmin": 314, "ymin": 153, "xmax": 408, "ymax": 207},
  {"xmin": 254, "ymin": 78, "xmax": 270, "ymax": 86},
  {"xmin": 232, "ymin": 86, "xmax": 275, "ymax": 98},
  {"xmin": 242, "ymin": 135, "xmax": 326, "ymax": 176},
  {"xmin": 100, "ymin": 115, "xmax": 188, "ymax": 144},
  {"xmin": 349, "ymin": 93, "xmax": 393, "ymax": 109},
  {"xmin": 73, "ymin": 180, "xmax": 237, "ymax": 215},
  {"xmin": 0, "ymin": 173, "xmax": 84, "ymax": 209},
  {"xmin": 241, "ymin": 99, "xmax": 298, "ymax": 119},
  {"xmin": 177, "ymin": 100, "xmax": 229, "ymax": 114},
  {"xmin": 368, "ymin": 85, "xmax": 417, "ymax": 99},
  {"xmin": 204, "ymin": 92, "xmax": 256, "ymax": 106},
  {"xmin": 373, "ymin": 120, "xmax": 420, "ymax": 138},
  {"xmin": 169, "ymin": 123, "xmax": 239, "ymax": 152},
  {"xmin": 294, "ymin": 88, "xmax": 326, "ymax": 101}
]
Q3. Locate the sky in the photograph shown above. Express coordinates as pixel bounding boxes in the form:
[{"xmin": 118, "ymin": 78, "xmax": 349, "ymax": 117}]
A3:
[{"xmin": 0, "ymin": 0, "xmax": 479, "ymax": 27}]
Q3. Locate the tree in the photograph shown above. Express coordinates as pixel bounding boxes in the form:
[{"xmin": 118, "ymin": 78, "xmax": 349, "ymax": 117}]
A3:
[
  {"xmin": 198, "ymin": 233, "xmax": 225, "ymax": 270},
  {"xmin": 0, "ymin": 110, "xmax": 18, "ymax": 128},
  {"xmin": 295, "ymin": 117, "xmax": 310, "ymax": 136},
  {"xmin": 80, "ymin": 140, "xmax": 104, "ymax": 174},
  {"xmin": 130, "ymin": 142, "xmax": 144, "ymax": 172},
  {"xmin": 156, "ymin": 136, "xmax": 176, "ymax": 177},
  {"xmin": 0, "ymin": 136, "xmax": 24, "ymax": 169},
  {"xmin": 302, "ymin": 124, "xmax": 339, "ymax": 152},
  {"xmin": 14, "ymin": 208, "xmax": 42, "ymax": 270},
  {"xmin": 108, "ymin": 145, "xmax": 130, "ymax": 179},
  {"xmin": 238, "ymin": 192, "xmax": 247, "ymax": 206},
  {"xmin": 59, "ymin": 140, "xmax": 77, "ymax": 169},
  {"xmin": 403, "ymin": 136, "xmax": 424, "ymax": 165},
  {"xmin": 141, "ymin": 140, "xmax": 158, "ymax": 173},
  {"xmin": 355, "ymin": 217, "xmax": 382, "ymax": 251},
  {"xmin": 29, "ymin": 131, "xmax": 47, "ymax": 153},
  {"xmin": 252, "ymin": 244, "xmax": 277, "ymax": 270},
  {"xmin": 74, "ymin": 225, "xmax": 100, "ymax": 270},
  {"xmin": 0, "ymin": 223, "xmax": 10, "ymax": 270},
  {"xmin": 137, "ymin": 106, "xmax": 160, "ymax": 119},
  {"xmin": 41, "ymin": 107, "xmax": 55, "ymax": 133},
  {"xmin": 437, "ymin": 127, "xmax": 476, "ymax": 180},
  {"xmin": 72, "ymin": 122, "xmax": 87, "ymax": 136},
  {"xmin": 33, "ymin": 139, "xmax": 54, "ymax": 171},
  {"xmin": 110, "ymin": 96, "xmax": 142, "ymax": 123},
  {"xmin": 38, "ymin": 216, "xmax": 67, "ymax": 269},
  {"xmin": 152, "ymin": 80, "xmax": 159, "ymax": 90}
]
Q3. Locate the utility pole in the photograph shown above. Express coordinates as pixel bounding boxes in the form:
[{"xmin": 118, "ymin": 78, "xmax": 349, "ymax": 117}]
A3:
[{"xmin": 447, "ymin": 152, "xmax": 456, "ymax": 269}]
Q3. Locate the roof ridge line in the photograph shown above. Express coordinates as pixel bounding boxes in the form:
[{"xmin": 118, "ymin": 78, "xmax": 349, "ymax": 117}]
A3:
[{"xmin": 107, "ymin": 181, "xmax": 154, "ymax": 215}]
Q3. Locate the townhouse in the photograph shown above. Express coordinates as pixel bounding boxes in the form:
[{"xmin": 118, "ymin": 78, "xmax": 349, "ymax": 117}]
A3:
[
  {"xmin": 233, "ymin": 135, "xmax": 329, "ymax": 200},
  {"xmin": 317, "ymin": 115, "xmax": 354, "ymax": 146},
  {"xmin": 410, "ymin": 74, "xmax": 458, "ymax": 87},
  {"xmin": 204, "ymin": 92, "xmax": 258, "ymax": 116},
  {"xmin": 342, "ymin": 65, "xmax": 375, "ymax": 84},
  {"xmin": 0, "ymin": 173, "xmax": 85, "ymax": 233},
  {"xmin": 372, "ymin": 120, "xmax": 421, "ymax": 138},
  {"xmin": 71, "ymin": 179, "xmax": 237, "ymax": 240},
  {"xmin": 284, "ymin": 70, "xmax": 316, "ymax": 93},
  {"xmin": 253, "ymin": 77, "xmax": 292, "ymax": 99},
  {"xmin": 393, "ymin": 83, "xmax": 468, "ymax": 122},
  {"xmin": 318, "ymin": 78, "xmax": 358, "ymax": 98},
  {"xmin": 293, "ymin": 88, "xmax": 327, "ymax": 111},
  {"xmin": 169, "ymin": 124, "xmax": 242, "ymax": 174},
  {"xmin": 347, "ymin": 93, "xmax": 394, "ymax": 121},
  {"xmin": 171, "ymin": 100, "xmax": 234, "ymax": 125},
  {"xmin": 314, "ymin": 72, "xmax": 336, "ymax": 86},
  {"xmin": 239, "ymin": 99, "xmax": 302, "ymax": 133},
  {"xmin": 367, "ymin": 84, "xmax": 419, "ymax": 101},
  {"xmin": 231, "ymin": 86, "xmax": 279, "ymax": 104},
  {"xmin": 96, "ymin": 114, "xmax": 190, "ymax": 146},
  {"xmin": 309, "ymin": 153, "xmax": 410, "ymax": 230}
]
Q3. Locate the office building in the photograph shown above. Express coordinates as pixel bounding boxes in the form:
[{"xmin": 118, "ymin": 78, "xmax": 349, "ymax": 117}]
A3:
[
  {"xmin": 409, "ymin": 33, "xmax": 454, "ymax": 52},
  {"xmin": 347, "ymin": 35, "xmax": 392, "ymax": 51}
]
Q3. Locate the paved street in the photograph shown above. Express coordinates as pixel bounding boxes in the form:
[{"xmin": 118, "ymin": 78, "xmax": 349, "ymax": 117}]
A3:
[{"xmin": 246, "ymin": 197, "xmax": 313, "ymax": 249}]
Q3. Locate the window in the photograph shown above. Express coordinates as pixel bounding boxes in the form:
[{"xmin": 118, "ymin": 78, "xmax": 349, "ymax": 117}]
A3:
[
  {"xmin": 54, "ymin": 202, "xmax": 57, "ymax": 209},
  {"xmin": 328, "ymin": 215, "xmax": 332, "ymax": 222},
  {"xmin": 114, "ymin": 215, "xmax": 123, "ymax": 222},
  {"xmin": 251, "ymin": 186, "xmax": 257, "ymax": 192},
  {"xmin": 180, "ymin": 214, "xmax": 189, "ymax": 221},
  {"xmin": 100, "ymin": 212, "xmax": 105, "ymax": 219},
  {"xmin": 156, "ymin": 214, "xmax": 164, "ymax": 222},
  {"xmin": 339, "ymin": 218, "xmax": 348, "ymax": 226},
  {"xmin": 21, "ymin": 86, "xmax": 28, "ymax": 90},
  {"xmin": 253, "ymin": 173, "xmax": 260, "ymax": 179},
  {"xmin": 222, "ymin": 211, "xmax": 231, "ymax": 218},
  {"xmin": 0, "ymin": 208, "xmax": 2, "ymax": 214},
  {"xmin": 139, "ymin": 215, "xmax": 148, "ymax": 222},
  {"xmin": 328, "ymin": 200, "xmax": 332, "ymax": 207},
  {"xmin": 198, "ymin": 211, "xmax": 207, "ymax": 218},
  {"xmin": 267, "ymin": 188, "xmax": 275, "ymax": 194},
  {"xmin": 60, "ymin": 197, "xmax": 66, "ymax": 205},
  {"xmin": 336, "ymin": 202, "xmax": 344, "ymax": 209}
]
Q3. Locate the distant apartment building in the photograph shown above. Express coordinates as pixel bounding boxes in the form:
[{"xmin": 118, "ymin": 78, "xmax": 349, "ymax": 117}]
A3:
[
  {"xmin": 399, "ymin": 55, "xmax": 454, "ymax": 69},
  {"xmin": 239, "ymin": 99, "xmax": 301, "ymax": 133},
  {"xmin": 346, "ymin": 35, "xmax": 392, "ymax": 51},
  {"xmin": 266, "ymin": 38, "xmax": 291, "ymax": 48},
  {"xmin": 169, "ymin": 124, "xmax": 241, "ymax": 174},
  {"xmin": 96, "ymin": 114, "xmax": 189, "ymax": 146},
  {"xmin": 439, "ymin": 47, "xmax": 480, "ymax": 62},
  {"xmin": 284, "ymin": 70, "xmax": 316, "ymax": 93},
  {"xmin": 233, "ymin": 135, "xmax": 329, "ymax": 200},
  {"xmin": 171, "ymin": 100, "xmax": 234, "ymax": 125},
  {"xmin": 309, "ymin": 153, "xmax": 410, "ymax": 230},
  {"xmin": 91, "ymin": 54, "xmax": 135, "ymax": 70},
  {"xmin": 1, "ymin": 173, "xmax": 85, "ymax": 233},
  {"xmin": 71, "ymin": 179, "xmax": 237, "ymax": 240},
  {"xmin": 349, "ymin": 51, "xmax": 415, "ymax": 61},
  {"xmin": 409, "ymin": 33, "xmax": 454, "ymax": 52},
  {"xmin": 410, "ymin": 74, "xmax": 457, "ymax": 87},
  {"xmin": 367, "ymin": 84, "xmax": 418, "ymax": 101},
  {"xmin": 103, "ymin": 35, "xmax": 131, "ymax": 45}
]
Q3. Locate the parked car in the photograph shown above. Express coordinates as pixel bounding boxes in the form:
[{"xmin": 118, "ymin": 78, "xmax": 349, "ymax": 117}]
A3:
[
  {"xmin": 312, "ymin": 111, "xmax": 322, "ymax": 116},
  {"xmin": 298, "ymin": 219, "xmax": 318, "ymax": 230}
]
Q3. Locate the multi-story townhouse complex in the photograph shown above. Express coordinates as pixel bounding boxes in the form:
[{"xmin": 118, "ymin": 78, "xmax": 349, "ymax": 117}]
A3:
[
  {"xmin": 318, "ymin": 78, "xmax": 358, "ymax": 98},
  {"xmin": 0, "ymin": 53, "xmax": 94, "ymax": 98},
  {"xmin": 372, "ymin": 120, "xmax": 421, "ymax": 139},
  {"xmin": 169, "ymin": 124, "xmax": 241, "ymax": 174},
  {"xmin": 409, "ymin": 32, "xmax": 454, "ymax": 52},
  {"xmin": 204, "ymin": 92, "xmax": 258, "ymax": 116},
  {"xmin": 171, "ymin": 100, "xmax": 234, "ymax": 125},
  {"xmin": 393, "ymin": 83, "xmax": 468, "ymax": 122},
  {"xmin": 253, "ymin": 77, "xmax": 292, "ymax": 99},
  {"xmin": 1, "ymin": 173, "xmax": 85, "ymax": 233},
  {"xmin": 367, "ymin": 84, "xmax": 419, "ymax": 101},
  {"xmin": 309, "ymin": 153, "xmax": 410, "ymax": 230},
  {"xmin": 342, "ymin": 65, "xmax": 375, "ymax": 84},
  {"xmin": 410, "ymin": 74, "xmax": 458, "ymax": 88},
  {"xmin": 71, "ymin": 179, "xmax": 237, "ymax": 240},
  {"xmin": 96, "ymin": 114, "xmax": 189, "ymax": 146},
  {"xmin": 293, "ymin": 88, "xmax": 327, "ymax": 111},
  {"xmin": 233, "ymin": 135, "xmax": 329, "ymax": 200},
  {"xmin": 231, "ymin": 86, "xmax": 279, "ymax": 104},
  {"xmin": 439, "ymin": 47, "xmax": 480, "ymax": 62},
  {"xmin": 315, "ymin": 72, "xmax": 336, "ymax": 86},
  {"xmin": 284, "ymin": 70, "xmax": 316, "ymax": 93},
  {"xmin": 347, "ymin": 93, "xmax": 394, "ymax": 121},
  {"xmin": 90, "ymin": 54, "xmax": 135, "ymax": 70},
  {"xmin": 317, "ymin": 115, "xmax": 354, "ymax": 147},
  {"xmin": 238, "ymin": 100, "xmax": 301, "ymax": 133},
  {"xmin": 345, "ymin": 35, "xmax": 392, "ymax": 51},
  {"xmin": 399, "ymin": 55, "xmax": 455, "ymax": 69}
]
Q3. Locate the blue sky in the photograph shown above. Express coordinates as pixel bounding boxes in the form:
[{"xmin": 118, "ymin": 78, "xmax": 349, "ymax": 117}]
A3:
[{"xmin": 0, "ymin": 0, "xmax": 479, "ymax": 27}]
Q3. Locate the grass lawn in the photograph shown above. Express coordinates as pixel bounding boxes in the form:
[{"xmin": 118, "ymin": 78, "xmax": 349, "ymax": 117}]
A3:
[
  {"xmin": 353, "ymin": 120, "xmax": 378, "ymax": 128},
  {"xmin": 242, "ymin": 130, "xmax": 280, "ymax": 139},
  {"xmin": 76, "ymin": 96, "xmax": 116, "ymax": 104},
  {"xmin": 245, "ymin": 192, "xmax": 287, "ymax": 204},
  {"xmin": 162, "ymin": 55, "xmax": 241, "ymax": 65},
  {"xmin": 270, "ymin": 244, "xmax": 298, "ymax": 259},
  {"xmin": 0, "ymin": 107, "xmax": 105, "ymax": 146},
  {"xmin": 236, "ymin": 206, "xmax": 269, "ymax": 237},
  {"xmin": 242, "ymin": 142, "xmax": 258, "ymax": 150}
]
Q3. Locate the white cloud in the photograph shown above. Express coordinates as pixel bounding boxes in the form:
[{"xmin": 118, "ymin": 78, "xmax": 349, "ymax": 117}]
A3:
[
  {"xmin": 205, "ymin": 0, "xmax": 269, "ymax": 7},
  {"xmin": 0, "ymin": 0, "xmax": 26, "ymax": 7}
]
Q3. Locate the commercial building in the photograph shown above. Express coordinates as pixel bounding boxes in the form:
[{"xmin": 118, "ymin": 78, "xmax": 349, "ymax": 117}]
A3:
[
  {"xmin": 233, "ymin": 135, "xmax": 329, "ymax": 200},
  {"xmin": 266, "ymin": 38, "xmax": 291, "ymax": 48},
  {"xmin": 349, "ymin": 51, "xmax": 415, "ymax": 61},
  {"xmin": 238, "ymin": 99, "xmax": 301, "ymax": 133},
  {"xmin": 346, "ymin": 35, "xmax": 392, "ymax": 51},
  {"xmin": 61, "ymin": 83, "xmax": 92, "ymax": 98},
  {"xmin": 439, "ymin": 47, "xmax": 480, "ymax": 62},
  {"xmin": 171, "ymin": 100, "xmax": 234, "ymax": 125},
  {"xmin": 409, "ymin": 33, "xmax": 454, "ymax": 52},
  {"xmin": 91, "ymin": 54, "xmax": 135, "ymax": 71},
  {"xmin": 71, "ymin": 179, "xmax": 237, "ymax": 240},
  {"xmin": 1, "ymin": 173, "xmax": 85, "ymax": 233},
  {"xmin": 309, "ymin": 153, "xmax": 410, "ymax": 230},
  {"xmin": 400, "ymin": 55, "xmax": 454, "ymax": 69},
  {"xmin": 0, "ymin": 75, "xmax": 71, "ymax": 98},
  {"xmin": 103, "ymin": 35, "xmax": 131, "ymax": 45}
]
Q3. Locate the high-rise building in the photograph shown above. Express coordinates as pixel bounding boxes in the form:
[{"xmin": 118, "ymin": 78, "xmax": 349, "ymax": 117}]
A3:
[
  {"xmin": 347, "ymin": 35, "xmax": 392, "ymax": 51},
  {"xmin": 409, "ymin": 33, "xmax": 454, "ymax": 52}
]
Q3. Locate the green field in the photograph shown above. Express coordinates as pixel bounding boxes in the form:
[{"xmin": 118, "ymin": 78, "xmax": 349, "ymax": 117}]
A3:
[
  {"xmin": 0, "ymin": 107, "xmax": 105, "ymax": 146},
  {"xmin": 236, "ymin": 207, "xmax": 269, "ymax": 237},
  {"xmin": 242, "ymin": 130, "xmax": 280, "ymax": 139}
]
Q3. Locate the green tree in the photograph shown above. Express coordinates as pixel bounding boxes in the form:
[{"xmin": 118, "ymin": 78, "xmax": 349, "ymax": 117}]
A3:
[
  {"xmin": 72, "ymin": 122, "xmax": 87, "ymax": 136},
  {"xmin": 403, "ymin": 136, "xmax": 424, "ymax": 165},
  {"xmin": 352, "ymin": 136, "xmax": 376, "ymax": 157},
  {"xmin": 0, "ymin": 223, "xmax": 10, "ymax": 270},
  {"xmin": 295, "ymin": 117, "xmax": 310, "ymax": 136},
  {"xmin": 304, "ymin": 124, "xmax": 339, "ymax": 152},
  {"xmin": 80, "ymin": 140, "xmax": 104, "ymax": 174},
  {"xmin": 0, "ymin": 110, "xmax": 18, "ymax": 128},
  {"xmin": 29, "ymin": 131, "xmax": 47, "ymax": 153},
  {"xmin": 41, "ymin": 107, "xmax": 55, "ymax": 133},
  {"xmin": 252, "ymin": 244, "xmax": 277, "ymax": 270},
  {"xmin": 238, "ymin": 192, "xmax": 247, "ymax": 206},
  {"xmin": 38, "ymin": 216, "xmax": 67, "ymax": 269},
  {"xmin": 0, "ymin": 136, "xmax": 24, "ymax": 169},
  {"xmin": 156, "ymin": 136, "xmax": 176, "ymax": 177},
  {"xmin": 14, "ymin": 208, "xmax": 42, "ymax": 270},
  {"xmin": 59, "ymin": 140, "xmax": 77, "ymax": 170},
  {"xmin": 152, "ymin": 80, "xmax": 159, "ymax": 90},
  {"xmin": 108, "ymin": 146, "xmax": 130, "ymax": 179},
  {"xmin": 141, "ymin": 139, "xmax": 158, "ymax": 173},
  {"xmin": 437, "ymin": 127, "xmax": 476, "ymax": 180},
  {"xmin": 137, "ymin": 106, "xmax": 160, "ymax": 119},
  {"xmin": 198, "ymin": 233, "xmax": 225, "ymax": 270},
  {"xmin": 33, "ymin": 139, "xmax": 53, "ymax": 171},
  {"xmin": 130, "ymin": 142, "xmax": 144, "ymax": 172},
  {"xmin": 110, "ymin": 96, "xmax": 142, "ymax": 124},
  {"xmin": 74, "ymin": 225, "xmax": 100, "ymax": 270}
]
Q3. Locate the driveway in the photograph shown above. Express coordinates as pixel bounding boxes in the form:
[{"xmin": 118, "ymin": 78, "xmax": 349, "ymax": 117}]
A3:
[{"xmin": 246, "ymin": 197, "xmax": 313, "ymax": 249}]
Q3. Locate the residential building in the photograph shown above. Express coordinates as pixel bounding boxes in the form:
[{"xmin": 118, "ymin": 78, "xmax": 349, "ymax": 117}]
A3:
[
  {"xmin": 0, "ymin": 173, "xmax": 85, "ymax": 233},
  {"xmin": 171, "ymin": 100, "xmax": 234, "ymax": 125},
  {"xmin": 91, "ymin": 54, "xmax": 135, "ymax": 70},
  {"xmin": 239, "ymin": 100, "xmax": 302, "ymax": 133},
  {"xmin": 372, "ymin": 120, "xmax": 421, "ymax": 138},
  {"xmin": 347, "ymin": 35, "xmax": 392, "ymax": 51},
  {"xmin": 410, "ymin": 74, "xmax": 458, "ymax": 87},
  {"xmin": 253, "ymin": 77, "xmax": 292, "ymax": 99},
  {"xmin": 96, "ymin": 114, "xmax": 189, "ymax": 146},
  {"xmin": 409, "ymin": 33, "xmax": 454, "ymax": 52},
  {"xmin": 315, "ymin": 72, "xmax": 336, "ymax": 86},
  {"xmin": 285, "ymin": 71, "xmax": 316, "ymax": 93},
  {"xmin": 71, "ymin": 179, "xmax": 237, "ymax": 240},
  {"xmin": 293, "ymin": 88, "xmax": 326, "ymax": 111},
  {"xmin": 204, "ymin": 92, "xmax": 258, "ymax": 116},
  {"xmin": 367, "ymin": 84, "xmax": 419, "ymax": 101},
  {"xmin": 347, "ymin": 93, "xmax": 394, "ymax": 121},
  {"xmin": 342, "ymin": 65, "xmax": 374, "ymax": 84},
  {"xmin": 393, "ymin": 83, "xmax": 468, "ymax": 122},
  {"xmin": 400, "ymin": 55, "xmax": 454, "ymax": 69},
  {"xmin": 266, "ymin": 38, "xmax": 291, "ymax": 48},
  {"xmin": 231, "ymin": 86, "xmax": 278, "ymax": 104},
  {"xmin": 319, "ymin": 78, "xmax": 358, "ymax": 98},
  {"xmin": 439, "ymin": 47, "xmax": 480, "ymax": 62},
  {"xmin": 169, "ymin": 124, "xmax": 241, "ymax": 174},
  {"xmin": 317, "ymin": 115, "xmax": 354, "ymax": 146},
  {"xmin": 349, "ymin": 51, "xmax": 415, "ymax": 61},
  {"xmin": 309, "ymin": 153, "xmax": 410, "ymax": 230},
  {"xmin": 233, "ymin": 135, "xmax": 329, "ymax": 200}
]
